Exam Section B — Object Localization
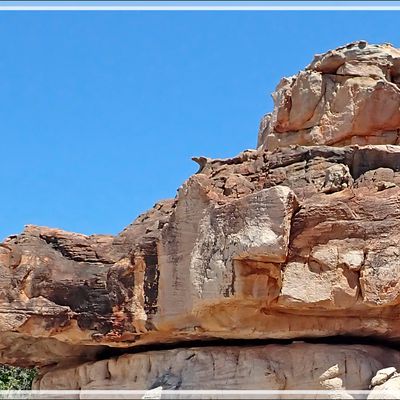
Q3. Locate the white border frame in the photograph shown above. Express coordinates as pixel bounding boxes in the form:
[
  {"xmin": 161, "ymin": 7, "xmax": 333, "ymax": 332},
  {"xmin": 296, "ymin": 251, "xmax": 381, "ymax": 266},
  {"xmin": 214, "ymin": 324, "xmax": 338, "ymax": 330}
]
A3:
[
  {"xmin": 1, "ymin": 1, "xmax": 400, "ymax": 11},
  {"xmin": 1, "ymin": 0, "xmax": 399, "ymax": 398},
  {"xmin": 0, "ymin": 388, "xmax": 389, "ymax": 398}
]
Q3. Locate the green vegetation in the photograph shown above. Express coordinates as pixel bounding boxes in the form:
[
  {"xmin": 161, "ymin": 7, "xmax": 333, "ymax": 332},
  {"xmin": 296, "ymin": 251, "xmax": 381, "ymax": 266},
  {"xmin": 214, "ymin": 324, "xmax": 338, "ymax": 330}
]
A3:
[{"xmin": 0, "ymin": 366, "xmax": 37, "ymax": 390}]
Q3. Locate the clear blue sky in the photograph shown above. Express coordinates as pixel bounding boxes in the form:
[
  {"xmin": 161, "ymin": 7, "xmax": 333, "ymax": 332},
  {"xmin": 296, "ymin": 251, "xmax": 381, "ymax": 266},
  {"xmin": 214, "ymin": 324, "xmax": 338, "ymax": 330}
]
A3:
[{"xmin": 0, "ymin": 10, "xmax": 399, "ymax": 240}]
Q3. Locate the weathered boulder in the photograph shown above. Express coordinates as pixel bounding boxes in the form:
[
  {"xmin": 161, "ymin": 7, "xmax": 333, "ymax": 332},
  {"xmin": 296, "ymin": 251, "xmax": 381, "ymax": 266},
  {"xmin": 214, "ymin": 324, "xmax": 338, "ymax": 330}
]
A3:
[
  {"xmin": 368, "ymin": 368, "xmax": 400, "ymax": 399},
  {"xmin": 370, "ymin": 367, "xmax": 397, "ymax": 388}
]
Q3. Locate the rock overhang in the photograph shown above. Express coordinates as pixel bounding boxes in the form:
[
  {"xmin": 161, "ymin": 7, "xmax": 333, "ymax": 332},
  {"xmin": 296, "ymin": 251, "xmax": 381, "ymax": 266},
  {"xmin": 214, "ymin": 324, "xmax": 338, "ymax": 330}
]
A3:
[{"xmin": 2, "ymin": 41, "xmax": 400, "ymax": 394}]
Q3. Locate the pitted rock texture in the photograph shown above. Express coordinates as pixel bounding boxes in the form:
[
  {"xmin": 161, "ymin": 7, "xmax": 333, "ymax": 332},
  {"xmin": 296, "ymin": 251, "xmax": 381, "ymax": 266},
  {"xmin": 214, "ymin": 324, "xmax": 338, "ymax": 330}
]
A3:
[
  {"xmin": 258, "ymin": 41, "xmax": 400, "ymax": 150},
  {"xmin": 1, "ymin": 41, "xmax": 400, "ymax": 394}
]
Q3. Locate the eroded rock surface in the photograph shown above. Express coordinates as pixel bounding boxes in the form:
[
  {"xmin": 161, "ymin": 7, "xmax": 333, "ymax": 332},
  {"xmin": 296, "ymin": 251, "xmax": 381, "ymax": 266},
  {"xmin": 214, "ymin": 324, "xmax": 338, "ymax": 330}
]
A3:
[
  {"xmin": 2, "ymin": 41, "xmax": 400, "ymax": 395},
  {"xmin": 258, "ymin": 41, "xmax": 400, "ymax": 150},
  {"xmin": 33, "ymin": 344, "xmax": 400, "ymax": 392}
]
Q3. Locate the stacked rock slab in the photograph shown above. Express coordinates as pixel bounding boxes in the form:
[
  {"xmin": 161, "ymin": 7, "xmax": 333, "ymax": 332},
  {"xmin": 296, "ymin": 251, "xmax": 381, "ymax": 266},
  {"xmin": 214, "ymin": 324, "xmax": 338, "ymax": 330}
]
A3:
[
  {"xmin": 1, "ymin": 41, "xmax": 400, "ymax": 397},
  {"xmin": 258, "ymin": 40, "xmax": 400, "ymax": 149}
]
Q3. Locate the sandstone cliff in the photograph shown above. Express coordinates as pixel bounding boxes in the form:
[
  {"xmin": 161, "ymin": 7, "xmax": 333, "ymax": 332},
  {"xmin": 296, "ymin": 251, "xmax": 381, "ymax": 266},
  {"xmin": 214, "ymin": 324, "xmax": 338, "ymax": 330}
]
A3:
[{"xmin": 2, "ymin": 41, "xmax": 400, "ymax": 398}]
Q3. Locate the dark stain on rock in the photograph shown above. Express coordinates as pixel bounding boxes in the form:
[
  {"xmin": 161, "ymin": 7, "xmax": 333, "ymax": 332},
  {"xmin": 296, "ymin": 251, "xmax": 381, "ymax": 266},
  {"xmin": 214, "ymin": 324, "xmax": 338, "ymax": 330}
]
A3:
[
  {"xmin": 144, "ymin": 250, "xmax": 159, "ymax": 316},
  {"xmin": 44, "ymin": 311, "xmax": 71, "ymax": 330},
  {"xmin": 77, "ymin": 313, "xmax": 113, "ymax": 334},
  {"xmin": 48, "ymin": 282, "xmax": 112, "ymax": 315},
  {"xmin": 107, "ymin": 264, "xmax": 135, "ymax": 308}
]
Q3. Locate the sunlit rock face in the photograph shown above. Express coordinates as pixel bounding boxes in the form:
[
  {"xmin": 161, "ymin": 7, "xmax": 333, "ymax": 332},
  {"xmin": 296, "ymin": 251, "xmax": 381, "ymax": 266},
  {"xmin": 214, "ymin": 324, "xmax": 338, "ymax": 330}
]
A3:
[
  {"xmin": 2, "ymin": 41, "xmax": 400, "ymax": 396},
  {"xmin": 258, "ymin": 41, "xmax": 400, "ymax": 150}
]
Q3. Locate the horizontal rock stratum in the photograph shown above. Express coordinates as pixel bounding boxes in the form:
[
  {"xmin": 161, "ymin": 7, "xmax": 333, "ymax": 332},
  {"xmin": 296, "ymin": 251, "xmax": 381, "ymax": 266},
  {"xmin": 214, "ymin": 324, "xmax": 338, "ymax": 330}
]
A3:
[{"xmin": 2, "ymin": 41, "xmax": 400, "ymax": 397}]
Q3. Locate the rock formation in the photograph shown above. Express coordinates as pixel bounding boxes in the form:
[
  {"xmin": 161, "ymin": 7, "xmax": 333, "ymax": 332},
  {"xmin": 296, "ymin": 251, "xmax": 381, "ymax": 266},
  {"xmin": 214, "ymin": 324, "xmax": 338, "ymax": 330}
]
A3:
[
  {"xmin": 2, "ymin": 41, "xmax": 400, "ymax": 398},
  {"xmin": 258, "ymin": 41, "xmax": 400, "ymax": 149}
]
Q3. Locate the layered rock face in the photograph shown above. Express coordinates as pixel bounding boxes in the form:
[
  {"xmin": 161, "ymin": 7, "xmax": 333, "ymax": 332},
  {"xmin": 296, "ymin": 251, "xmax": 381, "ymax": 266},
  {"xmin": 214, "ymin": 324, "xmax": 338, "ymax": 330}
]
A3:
[
  {"xmin": 34, "ymin": 344, "xmax": 400, "ymax": 392},
  {"xmin": 2, "ymin": 41, "xmax": 400, "ymax": 397}
]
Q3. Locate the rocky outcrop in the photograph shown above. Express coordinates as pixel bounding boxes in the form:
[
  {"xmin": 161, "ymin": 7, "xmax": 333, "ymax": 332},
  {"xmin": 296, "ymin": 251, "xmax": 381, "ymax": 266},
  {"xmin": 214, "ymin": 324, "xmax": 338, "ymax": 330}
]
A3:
[
  {"xmin": 258, "ymin": 41, "xmax": 400, "ymax": 150},
  {"xmin": 2, "ymin": 41, "xmax": 400, "ymax": 396}
]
